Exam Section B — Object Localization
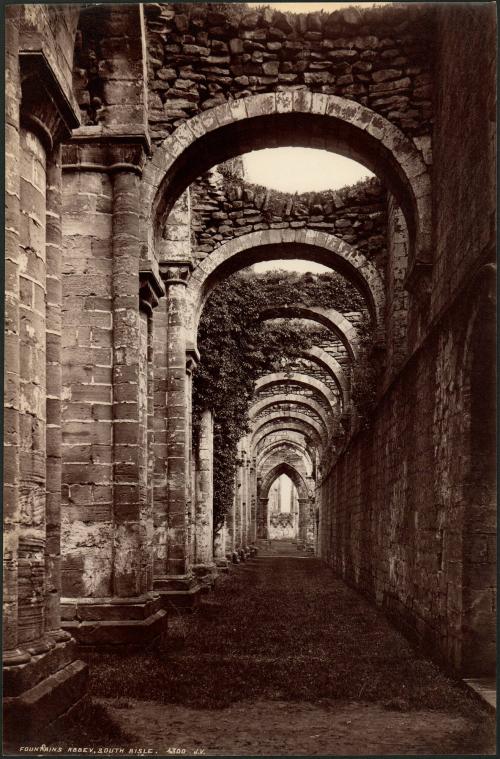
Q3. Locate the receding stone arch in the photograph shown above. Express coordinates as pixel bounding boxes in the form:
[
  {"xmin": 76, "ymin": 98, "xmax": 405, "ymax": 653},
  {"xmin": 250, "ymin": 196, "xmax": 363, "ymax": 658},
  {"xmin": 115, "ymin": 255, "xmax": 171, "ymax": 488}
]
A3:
[
  {"xmin": 302, "ymin": 347, "xmax": 350, "ymax": 410},
  {"xmin": 254, "ymin": 433, "xmax": 315, "ymax": 467},
  {"xmin": 186, "ymin": 229, "xmax": 384, "ymax": 337},
  {"xmin": 142, "ymin": 93, "xmax": 431, "ymax": 269},
  {"xmin": 250, "ymin": 393, "xmax": 332, "ymax": 438},
  {"xmin": 256, "ymin": 440, "xmax": 314, "ymax": 476},
  {"xmin": 252, "ymin": 422, "xmax": 323, "ymax": 457},
  {"xmin": 251, "ymin": 412, "xmax": 326, "ymax": 451},
  {"xmin": 255, "ymin": 372, "xmax": 339, "ymax": 415},
  {"xmin": 258, "ymin": 450, "xmax": 312, "ymax": 498},
  {"xmin": 257, "ymin": 460, "xmax": 314, "ymax": 543},
  {"xmin": 259, "ymin": 303, "xmax": 360, "ymax": 361}
]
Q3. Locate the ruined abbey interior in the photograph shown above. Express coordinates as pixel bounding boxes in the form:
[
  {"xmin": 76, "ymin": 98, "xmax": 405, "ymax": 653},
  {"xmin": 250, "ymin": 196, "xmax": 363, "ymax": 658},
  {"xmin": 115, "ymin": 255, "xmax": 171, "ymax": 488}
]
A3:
[{"xmin": 3, "ymin": 0, "xmax": 496, "ymax": 750}]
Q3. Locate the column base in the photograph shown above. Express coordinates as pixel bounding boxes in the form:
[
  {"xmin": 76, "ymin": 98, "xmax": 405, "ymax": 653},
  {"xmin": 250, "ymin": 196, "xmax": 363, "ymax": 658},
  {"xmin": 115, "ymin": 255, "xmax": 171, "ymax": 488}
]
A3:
[
  {"xmin": 192, "ymin": 563, "xmax": 218, "ymax": 590},
  {"xmin": 3, "ymin": 638, "xmax": 88, "ymax": 746},
  {"xmin": 61, "ymin": 594, "xmax": 167, "ymax": 648},
  {"xmin": 154, "ymin": 573, "xmax": 203, "ymax": 611},
  {"xmin": 215, "ymin": 557, "xmax": 230, "ymax": 573}
]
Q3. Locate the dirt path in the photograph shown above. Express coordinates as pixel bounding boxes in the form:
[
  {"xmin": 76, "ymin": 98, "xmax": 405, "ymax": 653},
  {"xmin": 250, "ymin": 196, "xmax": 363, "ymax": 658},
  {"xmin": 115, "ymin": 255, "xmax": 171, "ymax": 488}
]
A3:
[
  {"xmin": 85, "ymin": 541, "xmax": 494, "ymax": 756},
  {"xmin": 102, "ymin": 698, "xmax": 487, "ymax": 756}
]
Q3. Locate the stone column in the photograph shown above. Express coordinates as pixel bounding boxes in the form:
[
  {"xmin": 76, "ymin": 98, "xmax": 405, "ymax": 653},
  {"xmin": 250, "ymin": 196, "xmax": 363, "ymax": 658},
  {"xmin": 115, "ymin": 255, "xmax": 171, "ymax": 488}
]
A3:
[
  {"xmin": 3, "ymin": 5, "xmax": 25, "ymax": 667},
  {"xmin": 225, "ymin": 491, "xmax": 235, "ymax": 559},
  {"xmin": 298, "ymin": 498, "xmax": 309, "ymax": 544},
  {"xmin": 60, "ymin": 141, "xmax": 166, "ymax": 645},
  {"xmin": 193, "ymin": 409, "xmax": 217, "ymax": 584},
  {"xmin": 112, "ymin": 166, "xmax": 156, "ymax": 600},
  {"xmin": 249, "ymin": 457, "xmax": 257, "ymax": 543},
  {"xmin": 154, "ymin": 265, "xmax": 201, "ymax": 606},
  {"xmin": 241, "ymin": 450, "xmax": 249, "ymax": 551},
  {"xmin": 4, "ymin": 38, "xmax": 87, "ymax": 740},
  {"xmin": 186, "ymin": 351, "xmax": 197, "ymax": 567},
  {"xmin": 214, "ymin": 525, "xmax": 229, "ymax": 570},
  {"xmin": 44, "ymin": 147, "xmax": 72, "ymax": 645},
  {"xmin": 257, "ymin": 496, "xmax": 269, "ymax": 539},
  {"xmin": 234, "ymin": 445, "xmax": 244, "ymax": 554}
]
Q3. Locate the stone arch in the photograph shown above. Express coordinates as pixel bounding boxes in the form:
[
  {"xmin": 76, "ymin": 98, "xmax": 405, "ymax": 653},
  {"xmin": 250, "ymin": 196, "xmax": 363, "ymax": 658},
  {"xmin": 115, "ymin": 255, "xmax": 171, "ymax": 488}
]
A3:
[
  {"xmin": 302, "ymin": 347, "xmax": 350, "ymax": 410},
  {"xmin": 258, "ymin": 461, "xmax": 314, "ymax": 543},
  {"xmin": 258, "ymin": 450, "xmax": 312, "ymax": 499},
  {"xmin": 258, "ymin": 446, "xmax": 312, "ymax": 480},
  {"xmin": 255, "ymin": 433, "xmax": 315, "ymax": 467},
  {"xmin": 187, "ymin": 230, "xmax": 383, "ymax": 337},
  {"xmin": 252, "ymin": 410, "xmax": 326, "ymax": 443},
  {"xmin": 142, "ymin": 93, "xmax": 431, "ymax": 268},
  {"xmin": 259, "ymin": 303, "xmax": 360, "ymax": 361},
  {"xmin": 256, "ymin": 440, "xmax": 314, "ymax": 476},
  {"xmin": 250, "ymin": 393, "xmax": 333, "ymax": 437},
  {"xmin": 255, "ymin": 372, "xmax": 339, "ymax": 415},
  {"xmin": 260, "ymin": 462, "xmax": 310, "ymax": 502},
  {"xmin": 252, "ymin": 422, "xmax": 323, "ymax": 457}
]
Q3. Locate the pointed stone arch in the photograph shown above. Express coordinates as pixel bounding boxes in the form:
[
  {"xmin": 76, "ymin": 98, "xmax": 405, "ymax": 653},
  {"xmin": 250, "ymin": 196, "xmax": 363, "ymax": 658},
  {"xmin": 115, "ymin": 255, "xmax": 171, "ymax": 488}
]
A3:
[{"xmin": 260, "ymin": 461, "xmax": 310, "ymax": 502}]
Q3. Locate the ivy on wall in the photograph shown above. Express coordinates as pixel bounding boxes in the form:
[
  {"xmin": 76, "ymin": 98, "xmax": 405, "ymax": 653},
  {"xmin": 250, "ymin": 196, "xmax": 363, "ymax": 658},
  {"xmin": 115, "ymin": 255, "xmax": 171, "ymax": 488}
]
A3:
[{"xmin": 192, "ymin": 269, "xmax": 374, "ymax": 534}]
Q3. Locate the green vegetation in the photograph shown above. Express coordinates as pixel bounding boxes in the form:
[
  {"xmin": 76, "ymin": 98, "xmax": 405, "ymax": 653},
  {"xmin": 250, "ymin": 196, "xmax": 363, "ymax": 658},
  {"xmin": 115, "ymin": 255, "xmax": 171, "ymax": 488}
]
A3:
[{"xmin": 192, "ymin": 269, "xmax": 373, "ymax": 532}]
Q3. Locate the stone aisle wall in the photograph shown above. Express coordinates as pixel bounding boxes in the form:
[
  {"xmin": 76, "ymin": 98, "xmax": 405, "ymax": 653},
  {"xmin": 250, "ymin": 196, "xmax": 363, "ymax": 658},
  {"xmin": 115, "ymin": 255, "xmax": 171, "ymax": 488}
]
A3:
[{"xmin": 319, "ymin": 3, "xmax": 496, "ymax": 674}]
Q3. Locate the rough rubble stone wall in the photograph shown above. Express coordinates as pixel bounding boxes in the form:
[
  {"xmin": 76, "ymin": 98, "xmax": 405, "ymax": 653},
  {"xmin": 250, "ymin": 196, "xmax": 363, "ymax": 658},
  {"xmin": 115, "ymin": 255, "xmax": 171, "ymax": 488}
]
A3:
[
  {"xmin": 72, "ymin": 5, "xmax": 147, "ymax": 129},
  {"xmin": 144, "ymin": 2, "xmax": 434, "ymax": 145},
  {"xmin": 189, "ymin": 172, "xmax": 387, "ymax": 265}
]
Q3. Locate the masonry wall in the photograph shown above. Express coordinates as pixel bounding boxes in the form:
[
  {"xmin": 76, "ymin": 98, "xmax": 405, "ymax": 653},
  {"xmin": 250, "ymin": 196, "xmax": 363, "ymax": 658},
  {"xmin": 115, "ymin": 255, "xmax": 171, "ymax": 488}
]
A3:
[
  {"xmin": 144, "ymin": 2, "xmax": 434, "ymax": 145},
  {"xmin": 189, "ymin": 171, "xmax": 387, "ymax": 266},
  {"xmin": 319, "ymin": 4, "xmax": 496, "ymax": 674},
  {"xmin": 430, "ymin": 3, "xmax": 496, "ymax": 322}
]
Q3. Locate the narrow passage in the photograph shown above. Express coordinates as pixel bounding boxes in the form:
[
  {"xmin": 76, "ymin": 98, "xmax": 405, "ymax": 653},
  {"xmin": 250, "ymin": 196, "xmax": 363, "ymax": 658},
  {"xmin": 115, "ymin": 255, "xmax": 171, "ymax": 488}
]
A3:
[{"xmin": 90, "ymin": 543, "xmax": 494, "ymax": 756}]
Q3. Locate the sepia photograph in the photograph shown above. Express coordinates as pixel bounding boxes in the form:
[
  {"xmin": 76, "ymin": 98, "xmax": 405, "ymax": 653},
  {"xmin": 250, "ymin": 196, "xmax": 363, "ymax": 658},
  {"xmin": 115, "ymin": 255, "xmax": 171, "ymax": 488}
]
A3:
[{"xmin": 2, "ymin": 0, "xmax": 497, "ymax": 755}]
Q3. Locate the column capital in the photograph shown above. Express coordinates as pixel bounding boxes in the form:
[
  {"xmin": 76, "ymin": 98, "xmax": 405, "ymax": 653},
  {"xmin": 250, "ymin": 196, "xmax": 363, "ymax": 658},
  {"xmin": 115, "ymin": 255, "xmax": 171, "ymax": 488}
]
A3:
[
  {"xmin": 159, "ymin": 261, "xmax": 193, "ymax": 287},
  {"xmin": 61, "ymin": 129, "xmax": 149, "ymax": 176},
  {"xmin": 20, "ymin": 50, "xmax": 80, "ymax": 150},
  {"xmin": 186, "ymin": 347, "xmax": 201, "ymax": 373},
  {"xmin": 139, "ymin": 261, "xmax": 165, "ymax": 314}
]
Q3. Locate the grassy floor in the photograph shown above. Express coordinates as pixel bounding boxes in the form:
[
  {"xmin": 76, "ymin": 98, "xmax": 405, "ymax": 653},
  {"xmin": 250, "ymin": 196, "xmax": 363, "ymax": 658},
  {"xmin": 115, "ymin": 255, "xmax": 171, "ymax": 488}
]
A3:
[{"xmin": 87, "ymin": 556, "xmax": 491, "ymax": 721}]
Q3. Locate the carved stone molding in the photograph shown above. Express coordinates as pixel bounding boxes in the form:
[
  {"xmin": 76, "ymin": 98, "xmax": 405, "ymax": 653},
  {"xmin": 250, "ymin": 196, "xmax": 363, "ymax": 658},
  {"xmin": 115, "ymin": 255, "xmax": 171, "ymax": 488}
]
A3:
[
  {"xmin": 62, "ymin": 136, "xmax": 148, "ymax": 177},
  {"xmin": 159, "ymin": 262, "xmax": 193, "ymax": 287},
  {"xmin": 186, "ymin": 347, "xmax": 201, "ymax": 374},
  {"xmin": 139, "ymin": 261, "xmax": 165, "ymax": 314},
  {"xmin": 404, "ymin": 259, "xmax": 432, "ymax": 306},
  {"xmin": 19, "ymin": 51, "xmax": 80, "ymax": 151}
]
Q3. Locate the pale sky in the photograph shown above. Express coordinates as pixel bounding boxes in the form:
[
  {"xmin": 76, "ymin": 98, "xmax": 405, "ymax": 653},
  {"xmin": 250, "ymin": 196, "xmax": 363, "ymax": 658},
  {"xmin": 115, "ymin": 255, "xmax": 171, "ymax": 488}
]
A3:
[
  {"xmin": 247, "ymin": 2, "xmax": 388, "ymax": 11},
  {"xmin": 243, "ymin": 0, "xmax": 381, "ymax": 273},
  {"xmin": 243, "ymin": 148, "xmax": 373, "ymax": 193},
  {"xmin": 246, "ymin": 148, "xmax": 372, "ymax": 273}
]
